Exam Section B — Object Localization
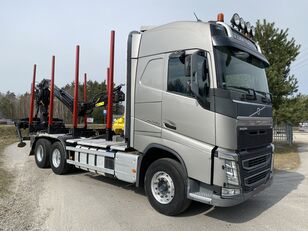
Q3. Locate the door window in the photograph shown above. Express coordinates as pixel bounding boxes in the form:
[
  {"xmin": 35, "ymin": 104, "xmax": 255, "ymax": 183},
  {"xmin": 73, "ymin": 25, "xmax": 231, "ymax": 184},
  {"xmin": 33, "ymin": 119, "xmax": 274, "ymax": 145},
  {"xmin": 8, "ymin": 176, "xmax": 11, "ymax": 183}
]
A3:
[{"xmin": 167, "ymin": 54, "xmax": 191, "ymax": 97}]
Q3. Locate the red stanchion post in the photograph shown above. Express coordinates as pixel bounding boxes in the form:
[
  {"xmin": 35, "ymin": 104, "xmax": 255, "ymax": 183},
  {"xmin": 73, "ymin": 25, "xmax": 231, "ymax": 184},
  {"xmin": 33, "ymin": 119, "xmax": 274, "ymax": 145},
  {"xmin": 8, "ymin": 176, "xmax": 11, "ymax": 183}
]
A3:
[
  {"xmin": 106, "ymin": 67, "xmax": 110, "ymax": 94},
  {"xmin": 106, "ymin": 31, "xmax": 115, "ymax": 141},
  {"xmin": 73, "ymin": 45, "xmax": 80, "ymax": 129},
  {"xmin": 29, "ymin": 64, "xmax": 37, "ymax": 127},
  {"xmin": 48, "ymin": 56, "xmax": 55, "ymax": 129},
  {"xmin": 84, "ymin": 73, "xmax": 87, "ymax": 129},
  {"xmin": 105, "ymin": 67, "xmax": 110, "ymax": 125}
]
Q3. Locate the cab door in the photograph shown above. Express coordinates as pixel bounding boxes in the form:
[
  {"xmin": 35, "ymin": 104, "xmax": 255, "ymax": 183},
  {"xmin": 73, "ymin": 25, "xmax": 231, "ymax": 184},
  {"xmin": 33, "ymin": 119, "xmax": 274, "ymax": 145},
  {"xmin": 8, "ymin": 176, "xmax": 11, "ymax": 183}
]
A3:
[{"xmin": 162, "ymin": 50, "xmax": 215, "ymax": 145}]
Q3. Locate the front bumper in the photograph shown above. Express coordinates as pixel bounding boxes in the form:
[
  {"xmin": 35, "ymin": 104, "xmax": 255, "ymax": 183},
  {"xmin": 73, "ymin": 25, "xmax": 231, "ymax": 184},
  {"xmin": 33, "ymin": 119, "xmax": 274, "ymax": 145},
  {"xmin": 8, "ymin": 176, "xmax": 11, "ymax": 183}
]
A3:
[
  {"xmin": 212, "ymin": 174, "xmax": 273, "ymax": 207},
  {"xmin": 188, "ymin": 174, "xmax": 273, "ymax": 207},
  {"xmin": 188, "ymin": 144, "xmax": 274, "ymax": 207}
]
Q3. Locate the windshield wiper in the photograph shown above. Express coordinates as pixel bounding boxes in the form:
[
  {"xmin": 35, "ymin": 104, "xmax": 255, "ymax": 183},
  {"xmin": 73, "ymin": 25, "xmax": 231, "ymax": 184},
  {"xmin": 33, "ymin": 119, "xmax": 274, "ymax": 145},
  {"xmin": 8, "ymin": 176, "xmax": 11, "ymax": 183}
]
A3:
[
  {"xmin": 255, "ymin": 90, "xmax": 272, "ymax": 103},
  {"xmin": 226, "ymin": 85, "xmax": 257, "ymax": 100}
]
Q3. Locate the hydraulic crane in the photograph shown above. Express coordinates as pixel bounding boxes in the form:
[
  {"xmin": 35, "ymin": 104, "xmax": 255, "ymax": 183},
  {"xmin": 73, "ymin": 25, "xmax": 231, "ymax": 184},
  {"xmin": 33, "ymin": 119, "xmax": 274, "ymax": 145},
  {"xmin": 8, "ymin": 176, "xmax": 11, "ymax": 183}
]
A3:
[{"xmin": 15, "ymin": 78, "xmax": 125, "ymax": 147}]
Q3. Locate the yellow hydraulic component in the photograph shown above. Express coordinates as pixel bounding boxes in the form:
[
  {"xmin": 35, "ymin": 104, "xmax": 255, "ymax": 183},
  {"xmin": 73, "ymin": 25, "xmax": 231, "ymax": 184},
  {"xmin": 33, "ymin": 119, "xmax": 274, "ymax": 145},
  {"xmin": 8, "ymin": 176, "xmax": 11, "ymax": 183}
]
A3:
[
  {"xmin": 112, "ymin": 115, "xmax": 125, "ymax": 135},
  {"xmin": 95, "ymin": 101, "xmax": 105, "ymax": 107}
]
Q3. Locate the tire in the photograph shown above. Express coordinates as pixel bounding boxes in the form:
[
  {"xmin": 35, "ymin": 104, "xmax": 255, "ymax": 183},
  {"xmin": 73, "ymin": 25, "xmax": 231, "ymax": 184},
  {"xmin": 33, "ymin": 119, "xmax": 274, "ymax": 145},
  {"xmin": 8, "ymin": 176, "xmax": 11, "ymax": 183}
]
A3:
[
  {"xmin": 34, "ymin": 139, "xmax": 51, "ymax": 168},
  {"xmin": 144, "ymin": 158, "xmax": 191, "ymax": 216},
  {"xmin": 50, "ymin": 141, "xmax": 71, "ymax": 175}
]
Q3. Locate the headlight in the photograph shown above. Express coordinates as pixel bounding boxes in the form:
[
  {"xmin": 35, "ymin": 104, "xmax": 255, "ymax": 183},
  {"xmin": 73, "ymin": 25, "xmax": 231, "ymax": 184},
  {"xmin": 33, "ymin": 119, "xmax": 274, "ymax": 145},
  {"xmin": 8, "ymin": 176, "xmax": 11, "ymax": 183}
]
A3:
[{"xmin": 225, "ymin": 160, "xmax": 239, "ymax": 186}]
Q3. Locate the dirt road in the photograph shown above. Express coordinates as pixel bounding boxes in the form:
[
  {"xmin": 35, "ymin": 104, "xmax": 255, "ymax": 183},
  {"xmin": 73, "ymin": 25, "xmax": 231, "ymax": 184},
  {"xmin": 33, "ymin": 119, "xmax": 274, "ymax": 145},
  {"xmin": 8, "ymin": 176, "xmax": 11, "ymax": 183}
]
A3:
[{"xmin": 1, "ymin": 133, "xmax": 308, "ymax": 231}]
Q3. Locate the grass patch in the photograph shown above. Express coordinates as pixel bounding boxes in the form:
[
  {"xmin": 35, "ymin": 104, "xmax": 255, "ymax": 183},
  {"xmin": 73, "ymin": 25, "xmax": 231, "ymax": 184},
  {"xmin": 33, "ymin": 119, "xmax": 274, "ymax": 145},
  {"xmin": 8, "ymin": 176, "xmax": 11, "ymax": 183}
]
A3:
[
  {"xmin": 0, "ymin": 125, "xmax": 18, "ymax": 197},
  {"xmin": 274, "ymin": 143, "xmax": 300, "ymax": 171},
  {"xmin": 0, "ymin": 125, "xmax": 18, "ymax": 149}
]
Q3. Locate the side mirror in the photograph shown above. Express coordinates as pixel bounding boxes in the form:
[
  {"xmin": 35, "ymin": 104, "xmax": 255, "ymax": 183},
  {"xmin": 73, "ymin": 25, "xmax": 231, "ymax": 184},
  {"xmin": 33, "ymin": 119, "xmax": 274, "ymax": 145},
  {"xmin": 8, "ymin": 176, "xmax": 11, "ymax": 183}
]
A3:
[
  {"xmin": 185, "ymin": 55, "xmax": 191, "ymax": 77},
  {"xmin": 190, "ymin": 51, "xmax": 210, "ymax": 108}
]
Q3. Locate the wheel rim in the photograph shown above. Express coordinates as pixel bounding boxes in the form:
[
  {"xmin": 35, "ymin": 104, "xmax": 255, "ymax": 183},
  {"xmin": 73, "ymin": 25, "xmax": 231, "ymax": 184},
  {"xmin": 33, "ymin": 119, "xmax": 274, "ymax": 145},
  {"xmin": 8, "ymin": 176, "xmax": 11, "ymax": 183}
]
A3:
[
  {"xmin": 151, "ymin": 171, "xmax": 175, "ymax": 204},
  {"xmin": 52, "ymin": 148, "xmax": 61, "ymax": 168},
  {"xmin": 36, "ymin": 145, "xmax": 44, "ymax": 162}
]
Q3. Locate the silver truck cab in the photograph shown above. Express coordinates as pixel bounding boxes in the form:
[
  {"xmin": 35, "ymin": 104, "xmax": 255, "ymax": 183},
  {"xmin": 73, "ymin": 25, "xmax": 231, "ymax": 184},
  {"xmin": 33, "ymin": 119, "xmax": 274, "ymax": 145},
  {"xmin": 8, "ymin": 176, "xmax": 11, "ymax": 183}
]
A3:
[{"xmin": 125, "ymin": 14, "xmax": 273, "ymax": 212}]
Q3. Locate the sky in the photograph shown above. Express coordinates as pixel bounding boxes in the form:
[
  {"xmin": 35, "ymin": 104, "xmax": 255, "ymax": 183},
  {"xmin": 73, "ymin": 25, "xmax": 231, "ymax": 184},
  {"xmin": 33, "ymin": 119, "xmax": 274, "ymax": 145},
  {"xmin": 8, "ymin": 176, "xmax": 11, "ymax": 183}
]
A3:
[{"xmin": 0, "ymin": 0, "xmax": 308, "ymax": 95}]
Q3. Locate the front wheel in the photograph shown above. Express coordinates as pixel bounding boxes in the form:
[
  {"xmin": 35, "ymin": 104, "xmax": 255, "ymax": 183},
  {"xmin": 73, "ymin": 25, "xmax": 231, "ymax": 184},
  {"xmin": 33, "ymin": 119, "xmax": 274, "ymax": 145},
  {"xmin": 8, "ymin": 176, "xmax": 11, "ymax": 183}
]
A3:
[
  {"xmin": 144, "ymin": 158, "xmax": 191, "ymax": 216},
  {"xmin": 50, "ymin": 141, "xmax": 71, "ymax": 175}
]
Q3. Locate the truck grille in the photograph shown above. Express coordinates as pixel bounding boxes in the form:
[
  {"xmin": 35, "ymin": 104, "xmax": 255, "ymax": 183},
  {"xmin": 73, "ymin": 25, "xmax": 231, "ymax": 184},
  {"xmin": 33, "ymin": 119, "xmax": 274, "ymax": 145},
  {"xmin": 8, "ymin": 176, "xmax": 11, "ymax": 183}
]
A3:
[
  {"xmin": 238, "ymin": 145, "xmax": 272, "ymax": 192},
  {"xmin": 244, "ymin": 169, "xmax": 270, "ymax": 187},
  {"xmin": 242, "ymin": 153, "xmax": 271, "ymax": 170}
]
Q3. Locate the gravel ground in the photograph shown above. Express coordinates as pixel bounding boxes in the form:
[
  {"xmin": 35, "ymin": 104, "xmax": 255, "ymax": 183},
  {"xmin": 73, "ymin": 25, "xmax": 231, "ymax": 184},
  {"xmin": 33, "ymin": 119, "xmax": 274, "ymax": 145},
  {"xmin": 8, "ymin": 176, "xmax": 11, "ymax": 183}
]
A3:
[
  {"xmin": 0, "ymin": 144, "xmax": 49, "ymax": 231},
  {"xmin": 0, "ymin": 133, "xmax": 308, "ymax": 231}
]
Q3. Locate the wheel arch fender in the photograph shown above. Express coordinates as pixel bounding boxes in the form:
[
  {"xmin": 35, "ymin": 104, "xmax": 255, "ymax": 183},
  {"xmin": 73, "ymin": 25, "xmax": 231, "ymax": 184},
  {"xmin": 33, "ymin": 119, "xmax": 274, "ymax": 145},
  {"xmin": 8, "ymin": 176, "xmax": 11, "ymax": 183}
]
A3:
[
  {"xmin": 136, "ymin": 143, "xmax": 188, "ymax": 188},
  {"xmin": 30, "ymin": 136, "xmax": 66, "ymax": 156}
]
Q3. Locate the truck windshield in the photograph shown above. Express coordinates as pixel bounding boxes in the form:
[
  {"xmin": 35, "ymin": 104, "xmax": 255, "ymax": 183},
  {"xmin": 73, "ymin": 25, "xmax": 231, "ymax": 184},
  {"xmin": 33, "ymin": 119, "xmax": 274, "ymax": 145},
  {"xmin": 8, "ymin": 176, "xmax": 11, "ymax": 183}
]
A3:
[{"xmin": 214, "ymin": 46, "xmax": 269, "ymax": 94}]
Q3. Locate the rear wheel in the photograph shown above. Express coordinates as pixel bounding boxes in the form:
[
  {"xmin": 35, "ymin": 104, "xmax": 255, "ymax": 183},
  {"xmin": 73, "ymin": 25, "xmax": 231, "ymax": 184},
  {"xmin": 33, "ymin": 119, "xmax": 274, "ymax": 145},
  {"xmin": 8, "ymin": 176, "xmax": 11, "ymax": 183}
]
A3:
[
  {"xmin": 34, "ymin": 139, "xmax": 51, "ymax": 168},
  {"xmin": 50, "ymin": 141, "xmax": 71, "ymax": 175},
  {"xmin": 144, "ymin": 158, "xmax": 191, "ymax": 216}
]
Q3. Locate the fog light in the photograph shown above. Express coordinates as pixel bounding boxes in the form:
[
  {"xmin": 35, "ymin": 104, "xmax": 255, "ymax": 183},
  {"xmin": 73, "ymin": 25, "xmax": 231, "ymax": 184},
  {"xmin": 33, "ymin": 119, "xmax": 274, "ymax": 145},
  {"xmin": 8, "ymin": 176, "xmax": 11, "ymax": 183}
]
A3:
[
  {"xmin": 225, "ymin": 160, "xmax": 239, "ymax": 186},
  {"xmin": 222, "ymin": 188, "xmax": 241, "ymax": 197}
]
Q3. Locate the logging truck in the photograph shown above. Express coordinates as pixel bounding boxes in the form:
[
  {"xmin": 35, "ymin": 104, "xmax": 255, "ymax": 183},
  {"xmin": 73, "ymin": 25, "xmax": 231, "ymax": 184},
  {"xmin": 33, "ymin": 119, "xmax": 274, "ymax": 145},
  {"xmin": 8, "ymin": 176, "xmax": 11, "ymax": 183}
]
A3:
[{"xmin": 16, "ymin": 13, "xmax": 274, "ymax": 215}]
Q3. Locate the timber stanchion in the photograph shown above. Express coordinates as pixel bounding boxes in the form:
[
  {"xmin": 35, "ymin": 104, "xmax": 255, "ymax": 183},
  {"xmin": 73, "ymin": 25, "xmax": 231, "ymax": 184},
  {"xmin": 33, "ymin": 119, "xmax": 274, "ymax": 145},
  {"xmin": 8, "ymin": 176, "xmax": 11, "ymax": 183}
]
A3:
[
  {"xmin": 48, "ymin": 56, "xmax": 55, "ymax": 133},
  {"xmin": 106, "ymin": 67, "xmax": 110, "ymax": 125},
  {"xmin": 29, "ymin": 64, "xmax": 36, "ymax": 132},
  {"xmin": 106, "ymin": 67, "xmax": 110, "ymax": 95},
  {"xmin": 72, "ymin": 45, "xmax": 80, "ymax": 136},
  {"xmin": 84, "ymin": 73, "xmax": 87, "ymax": 129},
  {"xmin": 106, "ymin": 30, "xmax": 115, "ymax": 141}
]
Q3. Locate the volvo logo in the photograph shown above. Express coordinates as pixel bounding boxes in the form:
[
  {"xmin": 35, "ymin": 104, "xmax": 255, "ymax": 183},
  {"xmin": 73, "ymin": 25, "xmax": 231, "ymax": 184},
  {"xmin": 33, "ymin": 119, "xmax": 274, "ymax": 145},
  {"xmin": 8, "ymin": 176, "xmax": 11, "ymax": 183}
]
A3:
[
  {"xmin": 249, "ymin": 106, "xmax": 266, "ymax": 117},
  {"xmin": 256, "ymin": 107, "xmax": 261, "ymax": 115}
]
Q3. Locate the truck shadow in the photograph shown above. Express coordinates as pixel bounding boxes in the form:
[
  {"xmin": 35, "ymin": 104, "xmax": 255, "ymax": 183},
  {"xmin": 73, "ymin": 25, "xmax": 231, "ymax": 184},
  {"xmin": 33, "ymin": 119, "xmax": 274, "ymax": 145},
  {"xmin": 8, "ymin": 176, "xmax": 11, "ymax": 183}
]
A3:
[
  {"xmin": 72, "ymin": 155, "xmax": 304, "ymax": 223},
  {"xmin": 83, "ymin": 170, "xmax": 304, "ymax": 222},
  {"xmin": 84, "ymin": 173, "xmax": 146, "ymax": 195},
  {"xmin": 181, "ymin": 170, "xmax": 304, "ymax": 222}
]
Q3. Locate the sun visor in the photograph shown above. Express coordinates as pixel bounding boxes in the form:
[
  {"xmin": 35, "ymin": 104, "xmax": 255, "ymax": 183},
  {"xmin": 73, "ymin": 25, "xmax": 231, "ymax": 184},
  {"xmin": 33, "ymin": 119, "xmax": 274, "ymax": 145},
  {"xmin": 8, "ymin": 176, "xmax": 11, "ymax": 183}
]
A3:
[{"xmin": 212, "ymin": 36, "xmax": 270, "ymax": 67}]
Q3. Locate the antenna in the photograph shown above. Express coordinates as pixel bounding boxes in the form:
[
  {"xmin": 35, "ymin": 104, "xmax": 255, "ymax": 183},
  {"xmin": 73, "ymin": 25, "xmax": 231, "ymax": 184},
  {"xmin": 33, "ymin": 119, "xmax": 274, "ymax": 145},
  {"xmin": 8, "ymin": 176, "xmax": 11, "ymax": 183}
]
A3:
[{"xmin": 193, "ymin": 12, "xmax": 202, "ymax": 22}]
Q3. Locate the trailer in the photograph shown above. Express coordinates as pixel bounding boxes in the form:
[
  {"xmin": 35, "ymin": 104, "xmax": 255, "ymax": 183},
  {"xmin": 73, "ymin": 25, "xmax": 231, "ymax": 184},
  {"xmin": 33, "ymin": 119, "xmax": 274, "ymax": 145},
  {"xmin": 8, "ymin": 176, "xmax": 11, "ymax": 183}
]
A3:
[{"xmin": 16, "ymin": 13, "xmax": 274, "ymax": 215}]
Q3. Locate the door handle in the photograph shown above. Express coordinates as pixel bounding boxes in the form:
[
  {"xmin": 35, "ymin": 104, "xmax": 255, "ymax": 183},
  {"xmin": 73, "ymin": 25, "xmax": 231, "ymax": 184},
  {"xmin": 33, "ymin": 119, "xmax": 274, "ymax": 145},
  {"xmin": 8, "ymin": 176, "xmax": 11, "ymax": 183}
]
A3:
[{"xmin": 164, "ymin": 121, "xmax": 176, "ymax": 130}]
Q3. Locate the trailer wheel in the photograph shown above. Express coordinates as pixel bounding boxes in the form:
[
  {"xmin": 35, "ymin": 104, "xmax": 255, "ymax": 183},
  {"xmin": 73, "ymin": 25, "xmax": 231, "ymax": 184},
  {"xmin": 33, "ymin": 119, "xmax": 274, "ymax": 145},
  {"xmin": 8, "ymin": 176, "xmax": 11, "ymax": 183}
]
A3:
[
  {"xmin": 34, "ymin": 139, "xmax": 51, "ymax": 168},
  {"xmin": 144, "ymin": 158, "xmax": 191, "ymax": 216},
  {"xmin": 50, "ymin": 141, "xmax": 71, "ymax": 175}
]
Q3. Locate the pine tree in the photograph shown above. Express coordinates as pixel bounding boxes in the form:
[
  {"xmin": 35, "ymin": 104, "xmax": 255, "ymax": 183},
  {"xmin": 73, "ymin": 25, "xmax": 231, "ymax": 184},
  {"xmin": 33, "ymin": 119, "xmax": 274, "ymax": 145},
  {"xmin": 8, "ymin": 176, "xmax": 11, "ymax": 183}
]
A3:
[{"xmin": 255, "ymin": 20, "xmax": 301, "ymax": 123}]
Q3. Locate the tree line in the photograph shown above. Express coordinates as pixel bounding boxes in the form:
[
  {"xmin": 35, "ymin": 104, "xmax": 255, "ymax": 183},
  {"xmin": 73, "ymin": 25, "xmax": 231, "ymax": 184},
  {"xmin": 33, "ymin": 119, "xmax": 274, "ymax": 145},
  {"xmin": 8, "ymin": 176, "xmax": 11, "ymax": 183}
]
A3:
[{"xmin": 0, "ymin": 80, "xmax": 124, "ymax": 124}]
